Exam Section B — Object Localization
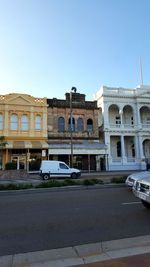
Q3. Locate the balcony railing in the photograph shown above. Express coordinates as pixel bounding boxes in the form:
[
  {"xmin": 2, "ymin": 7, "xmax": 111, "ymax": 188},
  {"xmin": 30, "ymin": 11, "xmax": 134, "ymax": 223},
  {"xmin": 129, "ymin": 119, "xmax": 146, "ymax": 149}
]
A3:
[{"xmin": 109, "ymin": 123, "xmax": 134, "ymax": 129}]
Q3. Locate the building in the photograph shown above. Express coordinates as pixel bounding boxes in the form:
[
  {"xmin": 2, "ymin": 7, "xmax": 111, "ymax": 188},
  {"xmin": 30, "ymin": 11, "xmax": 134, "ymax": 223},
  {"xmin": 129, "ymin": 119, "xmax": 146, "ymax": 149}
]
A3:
[
  {"xmin": 95, "ymin": 85, "xmax": 150, "ymax": 171},
  {"xmin": 47, "ymin": 91, "xmax": 107, "ymax": 171},
  {"xmin": 0, "ymin": 93, "xmax": 48, "ymax": 170}
]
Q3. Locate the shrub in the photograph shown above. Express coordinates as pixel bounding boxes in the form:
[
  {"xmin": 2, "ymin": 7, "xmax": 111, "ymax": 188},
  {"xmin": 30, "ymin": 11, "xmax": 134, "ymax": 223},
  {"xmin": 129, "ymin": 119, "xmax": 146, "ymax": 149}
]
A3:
[
  {"xmin": 5, "ymin": 162, "xmax": 17, "ymax": 170},
  {"xmin": 111, "ymin": 176, "xmax": 127, "ymax": 184},
  {"xmin": 83, "ymin": 179, "xmax": 96, "ymax": 186},
  {"xmin": 0, "ymin": 183, "xmax": 33, "ymax": 190}
]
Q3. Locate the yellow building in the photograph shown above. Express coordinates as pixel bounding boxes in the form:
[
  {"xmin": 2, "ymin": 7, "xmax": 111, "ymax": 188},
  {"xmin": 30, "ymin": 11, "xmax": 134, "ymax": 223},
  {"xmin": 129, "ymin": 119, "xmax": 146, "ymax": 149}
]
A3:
[{"xmin": 0, "ymin": 93, "xmax": 48, "ymax": 170}]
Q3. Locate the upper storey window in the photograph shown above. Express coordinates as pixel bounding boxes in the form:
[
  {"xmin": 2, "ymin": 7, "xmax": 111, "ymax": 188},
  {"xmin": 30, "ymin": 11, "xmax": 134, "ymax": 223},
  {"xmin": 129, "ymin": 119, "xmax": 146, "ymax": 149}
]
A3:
[
  {"xmin": 58, "ymin": 117, "xmax": 65, "ymax": 132},
  {"xmin": 10, "ymin": 114, "xmax": 18, "ymax": 130},
  {"xmin": 116, "ymin": 116, "xmax": 121, "ymax": 126},
  {"xmin": 68, "ymin": 117, "xmax": 75, "ymax": 132},
  {"xmin": 87, "ymin": 118, "xmax": 93, "ymax": 132},
  {"xmin": 21, "ymin": 115, "xmax": 29, "ymax": 131},
  {"xmin": 77, "ymin": 118, "xmax": 84, "ymax": 131},
  {"xmin": 0, "ymin": 113, "xmax": 3, "ymax": 130},
  {"xmin": 35, "ymin": 115, "xmax": 41, "ymax": 130}
]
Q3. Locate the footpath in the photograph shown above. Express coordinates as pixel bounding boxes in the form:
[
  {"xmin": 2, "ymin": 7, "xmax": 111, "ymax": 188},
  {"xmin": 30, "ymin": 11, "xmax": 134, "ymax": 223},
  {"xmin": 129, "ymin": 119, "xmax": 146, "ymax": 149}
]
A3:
[
  {"xmin": 1, "ymin": 235, "xmax": 150, "ymax": 267},
  {"xmin": 1, "ymin": 170, "xmax": 150, "ymax": 266}
]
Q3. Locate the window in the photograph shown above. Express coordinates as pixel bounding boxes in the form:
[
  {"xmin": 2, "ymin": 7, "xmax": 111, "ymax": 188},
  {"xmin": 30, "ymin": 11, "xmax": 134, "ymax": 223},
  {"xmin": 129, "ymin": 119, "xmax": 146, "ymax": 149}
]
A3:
[
  {"xmin": 58, "ymin": 117, "xmax": 65, "ymax": 132},
  {"xmin": 21, "ymin": 115, "xmax": 28, "ymax": 130},
  {"xmin": 116, "ymin": 116, "xmax": 121, "ymax": 126},
  {"xmin": 131, "ymin": 143, "xmax": 135, "ymax": 157},
  {"xmin": 10, "ymin": 114, "xmax": 18, "ymax": 130},
  {"xmin": 117, "ymin": 141, "xmax": 121, "ymax": 157},
  {"xmin": 68, "ymin": 117, "xmax": 75, "ymax": 131},
  {"xmin": 0, "ymin": 113, "xmax": 3, "ymax": 130},
  {"xmin": 87, "ymin": 118, "xmax": 93, "ymax": 132},
  {"xmin": 59, "ymin": 163, "xmax": 69, "ymax": 169},
  {"xmin": 77, "ymin": 118, "xmax": 84, "ymax": 131},
  {"xmin": 147, "ymin": 118, "xmax": 150, "ymax": 125},
  {"xmin": 131, "ymin": 116, "xmax": 134, "ymax": 125},
  {"xmin": 35, "ymin": 115, "xmax": 41, "ymax": 130}
]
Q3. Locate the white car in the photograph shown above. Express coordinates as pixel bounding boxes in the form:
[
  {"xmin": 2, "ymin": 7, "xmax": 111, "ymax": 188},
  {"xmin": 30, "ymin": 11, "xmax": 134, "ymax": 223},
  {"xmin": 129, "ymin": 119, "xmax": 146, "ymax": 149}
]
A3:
[{"xmin": 125, "ymin": 171, "xmax": 150, "ymax": 187}]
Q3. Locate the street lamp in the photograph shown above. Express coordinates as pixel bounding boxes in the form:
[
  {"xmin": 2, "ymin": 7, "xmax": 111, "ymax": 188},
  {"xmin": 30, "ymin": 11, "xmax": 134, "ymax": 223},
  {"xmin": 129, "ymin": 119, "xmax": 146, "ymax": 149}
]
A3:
[{"xmin": 70, "ymin": 87, "xmax": 77, "ymax": 168}]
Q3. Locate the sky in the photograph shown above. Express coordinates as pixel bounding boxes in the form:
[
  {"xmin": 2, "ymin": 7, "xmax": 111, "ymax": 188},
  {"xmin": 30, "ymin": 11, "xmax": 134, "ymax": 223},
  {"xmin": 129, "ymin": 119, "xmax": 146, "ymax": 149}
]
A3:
[{"xmin": 0, "ymin": 0, "xmax": 150, "ymax": 100}]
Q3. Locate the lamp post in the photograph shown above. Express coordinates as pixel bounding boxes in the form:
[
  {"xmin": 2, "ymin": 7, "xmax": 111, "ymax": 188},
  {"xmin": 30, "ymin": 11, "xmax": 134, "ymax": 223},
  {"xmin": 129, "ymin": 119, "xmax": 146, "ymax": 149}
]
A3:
[{"xmin": 70, "ymin": 87, "xmax": 77, "ymax": 168}]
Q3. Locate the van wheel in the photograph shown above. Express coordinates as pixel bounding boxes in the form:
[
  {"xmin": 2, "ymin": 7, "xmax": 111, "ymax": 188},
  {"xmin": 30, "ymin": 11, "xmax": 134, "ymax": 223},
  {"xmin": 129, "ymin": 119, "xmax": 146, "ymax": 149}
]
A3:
[
  {"xmin": 71, "ymin": 173, "xmax": 77, "ymax": 179},
  {"xmin": 43, "ymin": 174, "xmax": 50, "ymax": 180},
  {"xmin": 141, "ymin": 200, "xmax": 150, "ymax": 209}
]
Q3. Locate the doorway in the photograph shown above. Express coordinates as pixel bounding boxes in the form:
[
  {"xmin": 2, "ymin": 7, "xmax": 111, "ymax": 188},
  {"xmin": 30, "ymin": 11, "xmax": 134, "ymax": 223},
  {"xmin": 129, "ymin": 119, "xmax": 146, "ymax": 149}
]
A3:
[{"xmin": 11, "ymin": 155, "xmax": 26, "ymax": 170}]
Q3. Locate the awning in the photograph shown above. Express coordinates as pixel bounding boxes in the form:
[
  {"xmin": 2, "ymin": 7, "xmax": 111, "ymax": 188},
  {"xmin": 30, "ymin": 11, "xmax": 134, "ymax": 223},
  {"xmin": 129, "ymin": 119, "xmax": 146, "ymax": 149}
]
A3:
[
  {"xmin": 31, "ymin": 141, "xmax": 49, "ymax": 149},
  {"xmin": 48, "ymin": 141, "xmax": 107, "ymax": 155}
]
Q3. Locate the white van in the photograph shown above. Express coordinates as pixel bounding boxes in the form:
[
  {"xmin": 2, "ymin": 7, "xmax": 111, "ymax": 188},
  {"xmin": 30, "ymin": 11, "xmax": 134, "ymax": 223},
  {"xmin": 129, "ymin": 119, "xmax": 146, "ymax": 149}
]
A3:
[{"xmin": 40, "ymin": 160, "xmax": 81, "ymax": 180}]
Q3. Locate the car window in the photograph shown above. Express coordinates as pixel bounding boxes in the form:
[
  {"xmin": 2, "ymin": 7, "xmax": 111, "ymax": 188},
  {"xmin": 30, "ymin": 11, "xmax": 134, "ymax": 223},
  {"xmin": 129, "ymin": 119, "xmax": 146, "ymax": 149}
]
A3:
[{"xmin": 59, "ymin": 163, "xmax": 69, "ymax": 169}]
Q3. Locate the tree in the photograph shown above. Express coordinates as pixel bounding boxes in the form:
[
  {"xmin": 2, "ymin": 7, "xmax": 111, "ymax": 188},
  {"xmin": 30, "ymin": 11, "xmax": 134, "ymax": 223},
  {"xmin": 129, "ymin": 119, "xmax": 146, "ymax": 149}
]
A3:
[{"xmin": 0, "ymin": 136, "xmax": 7, "ymax": 170}]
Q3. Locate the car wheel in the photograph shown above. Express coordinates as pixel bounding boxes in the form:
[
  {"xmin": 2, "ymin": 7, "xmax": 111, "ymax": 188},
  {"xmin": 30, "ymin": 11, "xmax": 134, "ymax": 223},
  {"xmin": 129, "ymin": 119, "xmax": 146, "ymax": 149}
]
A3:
[
  {"xmin": 43, "ymin": 174, "xmax": 50, "ymax": 180},
  {"xmin": 71, "ymin": 173, "xmax": 77, "ymax": 179},
  {"xmin": 141, "ymin": 200, "xmax": 150, "ymax": 209}
]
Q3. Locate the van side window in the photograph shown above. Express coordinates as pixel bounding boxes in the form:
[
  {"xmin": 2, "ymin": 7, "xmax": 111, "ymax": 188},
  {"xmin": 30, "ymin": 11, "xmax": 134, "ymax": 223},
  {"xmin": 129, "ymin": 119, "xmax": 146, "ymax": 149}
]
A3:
[{"xmin": 59, "ymin": 163, "xmax": 69, "ymax": 169}]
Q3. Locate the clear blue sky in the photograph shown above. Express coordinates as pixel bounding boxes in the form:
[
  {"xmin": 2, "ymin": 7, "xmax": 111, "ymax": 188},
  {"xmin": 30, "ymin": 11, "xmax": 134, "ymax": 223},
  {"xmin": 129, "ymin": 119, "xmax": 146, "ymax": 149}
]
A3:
[{"xmin": 0, "ymin": 0, "xmax": 150, "ymax": 100}]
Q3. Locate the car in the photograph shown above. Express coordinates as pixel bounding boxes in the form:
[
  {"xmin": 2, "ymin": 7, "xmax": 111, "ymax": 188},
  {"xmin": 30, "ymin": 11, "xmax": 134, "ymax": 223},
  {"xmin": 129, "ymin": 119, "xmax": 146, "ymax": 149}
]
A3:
[
  {"xmin": 125, "ymin": 171, "xmax": 150, "ymax": 187},
  {"xmin": 133, "ymin": 177, "xmax": 150, "ymax": 209},
  {"xmin": 40, "ymin": 160, "xmax": 81, "ymax": 180}
]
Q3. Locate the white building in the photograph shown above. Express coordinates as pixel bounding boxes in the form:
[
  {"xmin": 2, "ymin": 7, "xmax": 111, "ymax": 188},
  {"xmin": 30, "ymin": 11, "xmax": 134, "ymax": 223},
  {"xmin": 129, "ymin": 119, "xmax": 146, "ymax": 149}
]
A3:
[{"xmin": 95, "ymin": 85, "xmax": 150, "ymax": 171}]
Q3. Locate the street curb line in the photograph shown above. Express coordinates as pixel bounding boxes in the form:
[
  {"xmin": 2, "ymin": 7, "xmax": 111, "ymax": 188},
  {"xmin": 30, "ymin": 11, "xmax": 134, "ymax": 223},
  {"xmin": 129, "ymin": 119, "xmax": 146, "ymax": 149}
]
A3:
[{"xmin": 1, "ymin": 235, "xmax": 150, "ymax": 267}]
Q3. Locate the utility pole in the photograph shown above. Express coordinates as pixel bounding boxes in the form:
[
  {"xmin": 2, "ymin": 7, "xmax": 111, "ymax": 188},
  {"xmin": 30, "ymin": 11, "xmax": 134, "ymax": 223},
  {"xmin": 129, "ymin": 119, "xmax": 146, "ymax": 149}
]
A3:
[{"xmin": 70, "ymin": 87, "xmax": 77, "ymax": 168}]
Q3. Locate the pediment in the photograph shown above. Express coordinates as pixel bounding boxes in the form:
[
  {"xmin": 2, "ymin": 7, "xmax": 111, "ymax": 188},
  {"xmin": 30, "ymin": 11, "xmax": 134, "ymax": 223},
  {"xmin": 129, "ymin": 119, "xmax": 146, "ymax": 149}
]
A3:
[{"xmin": 4, "ymin": 93, "xmax": 36, "ymax": 106}]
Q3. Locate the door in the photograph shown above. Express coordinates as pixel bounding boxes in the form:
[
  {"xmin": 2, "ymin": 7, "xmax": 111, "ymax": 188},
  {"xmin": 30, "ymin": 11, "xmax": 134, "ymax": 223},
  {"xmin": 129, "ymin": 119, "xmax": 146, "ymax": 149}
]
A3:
[
  {"xmin": 11, "ymin": 155, "xmax": 26, "ymax": 170},
  {"xmin": 53, "ymin": 162, "xmax": 70, "ymax": 177}
]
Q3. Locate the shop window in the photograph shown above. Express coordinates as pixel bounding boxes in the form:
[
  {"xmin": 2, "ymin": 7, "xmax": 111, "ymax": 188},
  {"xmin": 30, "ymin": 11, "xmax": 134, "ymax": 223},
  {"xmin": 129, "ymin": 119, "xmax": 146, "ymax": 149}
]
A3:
[
  {"xmin": 35, "ymin": 115, "xmax": 41, "ymax": 130},
  {"xmin": 21, "ymin": 115, "xmax": 29, "ymax": 130},
  {"xmin": 0, "ymin": 113, "xmax": 3, "ymax": 130},
  {"xmin": 58, "ymin": 117, "xmax": 65, "ymax": 132},
  {"xmin": 77, "ymin": 118, "xmax": 84, "ymax": 131},
  {"xmin": 10, "ymin": 114, "xmax": 18, "ymax": 130},
  {"xmin": 87, "ymin": 118, "xmax": 93, "ymax": 132}
]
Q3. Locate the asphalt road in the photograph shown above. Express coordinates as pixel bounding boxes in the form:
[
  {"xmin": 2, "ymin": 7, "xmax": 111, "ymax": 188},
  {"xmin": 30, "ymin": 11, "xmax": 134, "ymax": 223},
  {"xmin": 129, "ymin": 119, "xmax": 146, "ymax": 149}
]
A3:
[{"xmin": 0, "ymin": 186, "xmax": 150, "ymax": 256}]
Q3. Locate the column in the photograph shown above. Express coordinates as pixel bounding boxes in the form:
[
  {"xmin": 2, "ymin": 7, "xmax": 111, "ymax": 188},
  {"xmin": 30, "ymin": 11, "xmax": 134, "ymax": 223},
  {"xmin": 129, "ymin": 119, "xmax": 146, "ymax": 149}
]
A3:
[
  {"xmin": 138, "ymin": 135, "xmax": 144, "ymax": 159},
  {"xmin": 136, "ymin": 105, "xmax": 142, "ymax": 129},
  {"xmin": 121, "ymin": 135, "xmax": 126, "ymax": 163},
  {"xmin": 103, "ymin": 104, "xmax": 109, "ymax": 129}
]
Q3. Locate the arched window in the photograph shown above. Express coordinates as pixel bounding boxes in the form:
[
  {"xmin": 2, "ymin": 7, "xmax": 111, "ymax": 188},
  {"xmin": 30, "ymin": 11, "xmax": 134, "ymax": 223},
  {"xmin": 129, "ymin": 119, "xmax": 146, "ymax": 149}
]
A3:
[
  {"xmin": 0, "ymin": 113, "xmax": 3, "ymax": 130},
  {"xmin": 58, "ymin": 117, "xmax": 65, "ymax": 132},
  {"xmin": 87, "ymin": 118, "xmax": 93, "ymax": 132},
  {"xmin": 117, "ymin": 141, "xmax": 121, "ymax": 157},
  {"xmin": 10, "ymin": 114, "xmax": 18, "ymax": 130},
  {"xmin": 77, "ymin": 118, "xmax": 84, "ymax": 131},
  {"xmin": 21, "ymin": 115, "xmax": 29, "ymax": 130},
  {"xmin": 68, "ymin": 117, "xmax": 75, "ymax": 132},
  {"xmin": 35, "ymin": 115, "xmax": 41, "ymax": 130}
]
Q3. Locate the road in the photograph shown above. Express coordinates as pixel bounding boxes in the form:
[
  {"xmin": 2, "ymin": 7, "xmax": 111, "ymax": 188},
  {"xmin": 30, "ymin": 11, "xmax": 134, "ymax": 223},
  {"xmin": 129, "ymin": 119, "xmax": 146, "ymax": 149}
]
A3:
[{"xmin": 0, "ymin": 186, "xmax": 150, "ymax": 256}]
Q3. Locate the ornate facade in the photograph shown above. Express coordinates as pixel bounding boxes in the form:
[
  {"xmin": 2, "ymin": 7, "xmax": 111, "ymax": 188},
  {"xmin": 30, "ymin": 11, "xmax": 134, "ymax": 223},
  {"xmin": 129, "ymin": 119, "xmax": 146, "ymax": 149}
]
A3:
[
  {"xmin": 95, "ymin": 85, "xmax": 150, "ymax": 171},
  {"xmin": 0, "ymin": 93, "xmax": 48, "ymax": 170},
  {"xmin": 47, "ymin": 92, "xmax": 107, "ymax": 171}
]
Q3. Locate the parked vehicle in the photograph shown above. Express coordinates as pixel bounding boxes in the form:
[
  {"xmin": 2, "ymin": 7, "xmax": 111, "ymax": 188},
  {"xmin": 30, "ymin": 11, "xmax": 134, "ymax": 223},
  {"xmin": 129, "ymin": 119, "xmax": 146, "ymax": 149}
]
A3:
[
  {"xmin": 40, "ymin": 160, "xmax": 81, "ymax": 180},
  {"xmin": 125, "ymin": 171, "xmax": 150, "ymax": 187},
  {"xmin": 133, "ymin": 177, "xmax": 150, "ymax": 209}
]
